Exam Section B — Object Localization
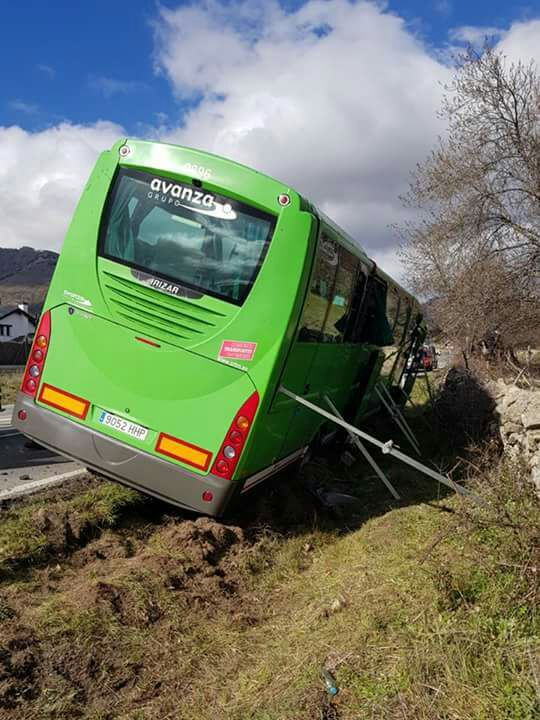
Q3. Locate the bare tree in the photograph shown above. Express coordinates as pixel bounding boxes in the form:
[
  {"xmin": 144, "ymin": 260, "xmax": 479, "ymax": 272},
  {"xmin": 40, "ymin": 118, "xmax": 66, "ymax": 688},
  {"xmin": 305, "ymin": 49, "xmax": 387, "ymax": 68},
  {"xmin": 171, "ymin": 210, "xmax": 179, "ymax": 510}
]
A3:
[{"xmin": 399, "ymin": 46, "xmax": 540, "ymax": 353}]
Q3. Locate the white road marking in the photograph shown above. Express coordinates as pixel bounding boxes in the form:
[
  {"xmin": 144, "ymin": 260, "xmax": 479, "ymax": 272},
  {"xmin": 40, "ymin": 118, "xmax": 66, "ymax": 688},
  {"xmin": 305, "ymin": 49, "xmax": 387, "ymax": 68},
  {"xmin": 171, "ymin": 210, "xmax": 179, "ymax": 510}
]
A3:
[{"xmin": 0, "ymin": 468, "xmax": 86, "ymax": 501}]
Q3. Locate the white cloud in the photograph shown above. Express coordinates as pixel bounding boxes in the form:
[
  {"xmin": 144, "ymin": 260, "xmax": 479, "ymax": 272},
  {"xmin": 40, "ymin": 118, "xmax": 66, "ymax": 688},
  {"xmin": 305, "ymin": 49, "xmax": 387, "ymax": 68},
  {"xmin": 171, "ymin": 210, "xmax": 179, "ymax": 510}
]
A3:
[
  {"xmin": 88, "ymin": 76, "xmax": 147, "ymax": 98},
  {"xmin": 8, "ymin": 100, "xmax": 39, "ymax": 115},
  {"xmin": 496, "ymin": 19, "xmax": 540, "ymax": 66},
  {"xmin": 0, "ymin": 121, "xmax": 123, "ymax": 252},
  {"xmin": 449, "ymin": 19, "xmax": 540, "ymax": 66},
  {"xmin": 36, "ymin": 64, "xmax": 56, "ymax": 78},
  {"xmin": 2, "ymin": 2, "xmax": 540, "ymax": 288},
  {"xmin": 155, "ymin": 0, "xmax": 451, "ymax": 280},
  {"xmin": 448, "ymin": 25, "xmax": 504, "ymax": 47}
]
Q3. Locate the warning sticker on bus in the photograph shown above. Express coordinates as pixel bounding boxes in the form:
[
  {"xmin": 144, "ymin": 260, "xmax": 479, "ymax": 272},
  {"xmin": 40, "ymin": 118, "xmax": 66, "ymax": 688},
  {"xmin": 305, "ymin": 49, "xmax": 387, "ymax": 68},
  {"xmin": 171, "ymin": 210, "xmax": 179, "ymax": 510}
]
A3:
[{"xmin": 218, "ymin": 340, "xmax": 257, "ymax": 361}]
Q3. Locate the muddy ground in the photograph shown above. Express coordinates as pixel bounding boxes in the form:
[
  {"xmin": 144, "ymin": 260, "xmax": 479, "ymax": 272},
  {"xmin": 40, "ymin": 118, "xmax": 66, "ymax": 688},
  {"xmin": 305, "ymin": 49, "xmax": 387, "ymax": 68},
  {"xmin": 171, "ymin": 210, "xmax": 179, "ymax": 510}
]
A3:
[{"xmin": 0, "ymin": 468, "xmax": 331, "ymax": 718}]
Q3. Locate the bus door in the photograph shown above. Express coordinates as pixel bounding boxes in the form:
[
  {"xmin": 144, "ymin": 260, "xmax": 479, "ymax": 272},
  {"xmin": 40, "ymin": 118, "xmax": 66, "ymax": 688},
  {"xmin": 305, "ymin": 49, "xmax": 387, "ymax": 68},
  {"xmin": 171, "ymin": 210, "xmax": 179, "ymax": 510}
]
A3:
[{"xmin": 345, "ymin": 275, "xmax": 393, "ymax": 421}]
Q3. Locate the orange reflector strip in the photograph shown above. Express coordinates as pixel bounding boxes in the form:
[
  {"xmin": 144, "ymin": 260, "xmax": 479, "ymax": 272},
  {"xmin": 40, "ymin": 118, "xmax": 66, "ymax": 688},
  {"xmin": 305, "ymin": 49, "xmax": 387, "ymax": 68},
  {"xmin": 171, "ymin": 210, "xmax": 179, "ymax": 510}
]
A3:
[
  {"xmin": 155, "ymin": 432, "xmax": 211, "ymax": 471},
  {"xmin": 38, "ymin": 384, "xmax": 90, "ymax": 420}
]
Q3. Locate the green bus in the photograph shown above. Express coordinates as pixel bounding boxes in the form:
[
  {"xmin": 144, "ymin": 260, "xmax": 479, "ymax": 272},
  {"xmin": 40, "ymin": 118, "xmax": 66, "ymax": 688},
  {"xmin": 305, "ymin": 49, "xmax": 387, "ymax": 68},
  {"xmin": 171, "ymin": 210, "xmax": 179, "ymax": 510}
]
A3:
[{"xmin": 13, "ymin": 139, "xmax": 424, "ymax": 515}]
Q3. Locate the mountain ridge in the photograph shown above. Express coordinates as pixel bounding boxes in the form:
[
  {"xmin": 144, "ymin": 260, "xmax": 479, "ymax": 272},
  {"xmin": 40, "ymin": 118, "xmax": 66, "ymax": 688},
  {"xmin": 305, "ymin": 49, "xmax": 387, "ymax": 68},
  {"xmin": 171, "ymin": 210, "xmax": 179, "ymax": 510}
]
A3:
[
  {"xmin": 0, "ymin": 246, "xmax": 58, "ymax": 308},
  {"xmin": 0, "ymin": 246, "xmax": 58, "ymax": 285}
]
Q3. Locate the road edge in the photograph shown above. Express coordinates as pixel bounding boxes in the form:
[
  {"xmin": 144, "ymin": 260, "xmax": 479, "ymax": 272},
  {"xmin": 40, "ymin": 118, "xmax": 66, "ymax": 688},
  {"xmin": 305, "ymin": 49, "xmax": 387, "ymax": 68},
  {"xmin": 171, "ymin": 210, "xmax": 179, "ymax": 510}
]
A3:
[{"xmin": 0, "ymin": 468, "xmax": 86, "ymax": 501}]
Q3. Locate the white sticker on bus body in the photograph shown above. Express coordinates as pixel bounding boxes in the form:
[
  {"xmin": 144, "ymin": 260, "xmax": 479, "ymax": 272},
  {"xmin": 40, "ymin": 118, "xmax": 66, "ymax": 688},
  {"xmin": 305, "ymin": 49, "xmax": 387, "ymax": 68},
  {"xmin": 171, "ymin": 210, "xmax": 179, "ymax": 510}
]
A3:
[
  {"xmin": 64, "ymin": 290, "xmax": 92, "ymax": 308},
  {"xmin": 218, "ymin": 358, "xmax": 249, "ymax": 372},
  {"xmin": 98, "ymin": 411, "xmax": 148, "ymax": 440},
  {"xmin": 182, "ymin": 162, "xmax": 212, "ymax": 180}
]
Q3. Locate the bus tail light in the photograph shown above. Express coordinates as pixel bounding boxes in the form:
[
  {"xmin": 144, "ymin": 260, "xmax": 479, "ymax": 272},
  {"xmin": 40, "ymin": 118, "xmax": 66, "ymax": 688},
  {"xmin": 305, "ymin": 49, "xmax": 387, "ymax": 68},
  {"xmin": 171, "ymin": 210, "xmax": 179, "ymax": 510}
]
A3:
[
  {"xmin": 155, "ymin": 433, "xmax": 212, "ymax": 471},
  {"xmin": 21, "ymin": 311, "xmax": 51, "ymax": 398},
  {"xmin": 39, "ymin": 384, "xmax": 90, "ymax": 420},
  {"xmin": 211, "ymin": 391, "xmax": 259, "ymax": 480}
]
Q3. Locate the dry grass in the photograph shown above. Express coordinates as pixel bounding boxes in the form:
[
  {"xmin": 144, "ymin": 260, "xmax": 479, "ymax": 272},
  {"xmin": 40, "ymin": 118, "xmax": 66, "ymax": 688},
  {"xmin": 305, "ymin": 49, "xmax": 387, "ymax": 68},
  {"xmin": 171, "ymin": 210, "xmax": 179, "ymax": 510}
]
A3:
[
  {"xmin": 0, "ymin": 374, "xmax": 538, "ymax": 719},
  {"xmin": 0, "ymin": 284, "xmax": 48, "ymax": 306},
  {"xmin": 0, "ymin": 369, "xmax": 22, "ymax": 405},
  {"xmin": 516, "ymin": 349, "xmax": 540, "ymax": 369}
]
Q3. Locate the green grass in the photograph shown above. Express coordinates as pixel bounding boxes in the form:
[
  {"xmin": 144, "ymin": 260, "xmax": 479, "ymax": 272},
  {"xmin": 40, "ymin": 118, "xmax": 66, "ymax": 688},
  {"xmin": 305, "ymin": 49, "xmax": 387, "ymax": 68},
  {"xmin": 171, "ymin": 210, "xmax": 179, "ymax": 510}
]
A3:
[
  {"xmin": 408, "ymin": 368, "xmax": 445, "ymax": 407},
  {"xmin": 2, "ymin": 457, "xmax": 537, "ymax": 719},
  {"xmin": 0, "ymin": 480, "xmax": 139, "ymax": 572},
  {"xmin": 0, "ymin": 372, "xmax": 538, "ymax": 719}
]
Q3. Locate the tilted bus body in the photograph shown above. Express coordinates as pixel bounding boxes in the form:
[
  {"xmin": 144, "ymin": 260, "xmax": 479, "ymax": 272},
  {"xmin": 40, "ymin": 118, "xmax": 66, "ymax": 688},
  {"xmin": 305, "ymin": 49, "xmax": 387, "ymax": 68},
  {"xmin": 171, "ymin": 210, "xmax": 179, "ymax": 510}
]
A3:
[{"xmin": 13, "ymin": 139, "xmax": 424, "ymax": 515}]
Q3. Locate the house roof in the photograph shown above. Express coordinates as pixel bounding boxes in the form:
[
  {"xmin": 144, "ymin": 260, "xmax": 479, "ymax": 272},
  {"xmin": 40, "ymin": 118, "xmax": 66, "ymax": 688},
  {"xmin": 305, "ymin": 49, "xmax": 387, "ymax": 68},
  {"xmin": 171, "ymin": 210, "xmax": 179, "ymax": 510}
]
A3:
[{"xmin": 0, "ymin": 306, "xmax": 37, "ymax": 323}]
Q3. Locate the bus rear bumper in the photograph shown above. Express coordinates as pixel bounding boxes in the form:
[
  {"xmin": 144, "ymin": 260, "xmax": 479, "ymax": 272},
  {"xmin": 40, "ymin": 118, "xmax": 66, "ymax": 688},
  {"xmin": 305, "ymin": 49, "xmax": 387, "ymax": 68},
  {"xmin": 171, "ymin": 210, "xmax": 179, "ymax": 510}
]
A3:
[{"xmin": 12, "ymin": 393, "xmax": 237, "ymax": 516}]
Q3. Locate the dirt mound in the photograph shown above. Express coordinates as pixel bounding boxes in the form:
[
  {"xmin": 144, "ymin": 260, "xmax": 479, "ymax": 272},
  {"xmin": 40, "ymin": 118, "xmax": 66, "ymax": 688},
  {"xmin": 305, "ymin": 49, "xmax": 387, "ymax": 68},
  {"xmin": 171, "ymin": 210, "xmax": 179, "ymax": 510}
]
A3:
[
  {"xmin": 0, "ymin": 624, "xmax": 40, "ymax": 710},
  {"xmin": 71, "ymin": 531, "xmax": 136, "ymax": 566},
  {"xmin": 0, "ymin": 516, "xmax": 255, "ymax": 715},
  {"xmin": 32, "ymin": 507, "xmax": 95, "ymax": 554},
  {"xmin": 0, "ymin": 478, "xmax": 321, "ymax": 717},
  {"xmin": 81, "ymin": 518, "xmax": 246, "ymax": 623},
  {"xmin": 159, "ymin": 516, "xmax": 244, "ymax": 563}
]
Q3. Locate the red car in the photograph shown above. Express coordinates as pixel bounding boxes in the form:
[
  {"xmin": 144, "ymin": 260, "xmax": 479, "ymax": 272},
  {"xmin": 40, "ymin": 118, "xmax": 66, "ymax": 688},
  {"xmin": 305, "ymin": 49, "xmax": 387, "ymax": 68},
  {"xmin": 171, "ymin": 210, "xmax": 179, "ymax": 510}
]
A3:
[{"xmin": 409, "ymin": 345, "xmax": 437, "ymax": 372}]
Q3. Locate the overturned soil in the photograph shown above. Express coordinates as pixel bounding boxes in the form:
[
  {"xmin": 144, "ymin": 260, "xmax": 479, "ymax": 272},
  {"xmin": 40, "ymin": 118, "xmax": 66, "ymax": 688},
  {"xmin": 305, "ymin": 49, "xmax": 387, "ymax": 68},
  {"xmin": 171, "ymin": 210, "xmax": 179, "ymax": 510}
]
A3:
[
  {"xmin": 0, "ymin": 516, "xmax": 251, "ymax": 709},
  {"xmin": 0, "ymin": 470, "xmax": 325, "ymax": 718}
]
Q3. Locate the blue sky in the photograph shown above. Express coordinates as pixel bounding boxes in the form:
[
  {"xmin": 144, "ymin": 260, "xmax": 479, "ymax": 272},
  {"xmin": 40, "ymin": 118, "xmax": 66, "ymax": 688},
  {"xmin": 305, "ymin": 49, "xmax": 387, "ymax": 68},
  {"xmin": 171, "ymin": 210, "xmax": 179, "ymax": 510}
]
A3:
[
  {"xmin": 2, "ymin": 0, "xmax": 540, "ymax": 278},
  {"xmin": 2, "ymin": 0, "xmax": 537, "ymax": 134},
  {"xmin": 1, "ymin": 1, "xmax": 176, "ymax": 132}
]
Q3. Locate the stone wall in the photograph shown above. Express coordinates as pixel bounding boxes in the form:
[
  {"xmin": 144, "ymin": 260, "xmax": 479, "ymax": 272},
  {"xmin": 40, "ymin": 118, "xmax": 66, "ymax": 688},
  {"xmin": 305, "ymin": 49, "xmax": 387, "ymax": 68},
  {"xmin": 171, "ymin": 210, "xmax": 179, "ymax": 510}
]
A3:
[{"xmin": 490, "ymin": 380, "xmax": 540, "ymax": 492}]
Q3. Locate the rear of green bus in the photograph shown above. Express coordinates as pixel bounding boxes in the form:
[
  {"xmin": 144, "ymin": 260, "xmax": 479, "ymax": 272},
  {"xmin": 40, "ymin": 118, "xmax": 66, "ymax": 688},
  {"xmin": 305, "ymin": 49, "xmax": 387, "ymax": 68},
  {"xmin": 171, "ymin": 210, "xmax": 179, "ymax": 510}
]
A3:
[{"xmin": 13, "ymin": 139, "xmax": 314, "ymax": 515}]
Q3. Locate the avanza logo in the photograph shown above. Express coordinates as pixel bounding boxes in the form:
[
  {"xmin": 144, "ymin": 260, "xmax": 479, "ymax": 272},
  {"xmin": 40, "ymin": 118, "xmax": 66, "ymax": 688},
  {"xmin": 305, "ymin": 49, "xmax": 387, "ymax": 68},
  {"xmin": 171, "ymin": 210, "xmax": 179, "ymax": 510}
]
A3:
[{"xmin": 150, "ymin": 178, "xmax": 215, "ymax": 208}]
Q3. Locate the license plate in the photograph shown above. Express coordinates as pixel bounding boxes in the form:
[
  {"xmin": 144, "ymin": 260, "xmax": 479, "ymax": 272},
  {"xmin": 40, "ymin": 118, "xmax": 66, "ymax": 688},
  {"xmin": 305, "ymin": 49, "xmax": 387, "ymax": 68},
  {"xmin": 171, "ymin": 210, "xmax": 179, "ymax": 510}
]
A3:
[{"xmin": 98, "ymin": 411, "xmax": 148, "ymax": 440}]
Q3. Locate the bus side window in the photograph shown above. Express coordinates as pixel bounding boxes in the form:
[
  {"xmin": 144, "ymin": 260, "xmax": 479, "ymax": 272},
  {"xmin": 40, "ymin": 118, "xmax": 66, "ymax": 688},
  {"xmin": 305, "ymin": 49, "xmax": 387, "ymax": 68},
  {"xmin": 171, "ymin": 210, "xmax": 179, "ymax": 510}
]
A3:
[
  {"xmin": 354, "ymin": 277, "xmax": 392, "ymax": 345},
  {"xmin": 392, "ymin": 297, "xmax": 414, "ymax": 381},
  {"xmin": 343, "ymin": 264, "xmax": 368, "ymax": 342},
  {"xmin": 394, "ymin": 294, "xmax": 410, "ymax": 346},
  {"xmin": 298, "ymin": 233, "xmax": 338, "ymax": 342},
  {"xmin": 325, "ymin": 246, "xmax": 359, "ymax": 342},
  {"xmin": 386, "ymin": 287, "xmax": 400, "ymax": 340}
]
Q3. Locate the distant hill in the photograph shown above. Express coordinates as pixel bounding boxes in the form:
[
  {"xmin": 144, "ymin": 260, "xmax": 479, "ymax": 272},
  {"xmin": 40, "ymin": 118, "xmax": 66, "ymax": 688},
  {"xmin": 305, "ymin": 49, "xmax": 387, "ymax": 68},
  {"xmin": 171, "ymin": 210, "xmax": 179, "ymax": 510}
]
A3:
[
  {"xmin": 0, "ymin": 247, "xmax": 58, "ymax": 308},
  {"xmin": 0, "ymin": 247, "xmax": 58, "ymax": 285}
]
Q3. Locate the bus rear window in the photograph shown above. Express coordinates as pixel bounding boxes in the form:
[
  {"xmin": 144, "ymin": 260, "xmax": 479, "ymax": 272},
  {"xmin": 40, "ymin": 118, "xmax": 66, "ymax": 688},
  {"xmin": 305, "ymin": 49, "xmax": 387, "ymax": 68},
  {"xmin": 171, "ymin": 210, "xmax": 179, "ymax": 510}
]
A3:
[{"xmin": 99, "ymin": 168, "xmax": 275, "ymax": 305}]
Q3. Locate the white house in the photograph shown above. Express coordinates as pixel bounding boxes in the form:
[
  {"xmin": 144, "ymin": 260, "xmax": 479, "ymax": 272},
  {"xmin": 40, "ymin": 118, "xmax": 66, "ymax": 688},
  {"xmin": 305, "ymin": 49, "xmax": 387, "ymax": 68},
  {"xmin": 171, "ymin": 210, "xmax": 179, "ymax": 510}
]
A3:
[{"xmin": 0, "ymin": 304, "xmax": 36, "ymax": 342}]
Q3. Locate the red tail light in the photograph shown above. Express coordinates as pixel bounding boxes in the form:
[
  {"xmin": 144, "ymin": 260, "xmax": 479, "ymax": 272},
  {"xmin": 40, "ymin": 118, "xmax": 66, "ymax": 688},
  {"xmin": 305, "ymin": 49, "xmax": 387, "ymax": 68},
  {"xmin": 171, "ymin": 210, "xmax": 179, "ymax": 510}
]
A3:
[
  {"xmin": 21, "ymin": 311, "xmax": 51, "ymax": 398},
  {"xmin": 211, "ymin": 391, "xmax": 259, "ymax": 480}
]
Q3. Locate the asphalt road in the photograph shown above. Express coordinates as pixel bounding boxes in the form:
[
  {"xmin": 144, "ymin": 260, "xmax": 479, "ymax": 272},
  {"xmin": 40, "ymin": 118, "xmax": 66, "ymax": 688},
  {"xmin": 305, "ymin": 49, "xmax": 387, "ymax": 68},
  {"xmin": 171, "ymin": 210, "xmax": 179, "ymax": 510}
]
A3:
[
  {"xmin": 0, "ymin": 424, "xmax": 70, "ymax": 468},
  {"xmin": 0, "ymin": 404, "xmax": 83, "ymax": 499}
]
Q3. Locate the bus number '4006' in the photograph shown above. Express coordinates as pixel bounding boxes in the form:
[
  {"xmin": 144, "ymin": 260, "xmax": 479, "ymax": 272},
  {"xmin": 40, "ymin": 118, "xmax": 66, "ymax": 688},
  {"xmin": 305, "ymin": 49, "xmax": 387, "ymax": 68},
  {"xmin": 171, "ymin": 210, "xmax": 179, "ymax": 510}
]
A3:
[{"xmin": 183, "ymin": 163, "xmax": 212, "ymax": 180}]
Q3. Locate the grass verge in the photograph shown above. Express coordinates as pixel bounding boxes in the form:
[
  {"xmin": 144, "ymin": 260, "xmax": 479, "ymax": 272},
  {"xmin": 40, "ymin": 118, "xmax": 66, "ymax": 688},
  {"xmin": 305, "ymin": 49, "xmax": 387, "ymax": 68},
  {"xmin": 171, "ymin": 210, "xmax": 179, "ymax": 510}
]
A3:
[
  {"xmin": 0, "ymin": 478, "xmax": 140, "ymax": 574},
  {"xmin": 0, "ymin": 372, "xmax": 538, "ymax": 718}
]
